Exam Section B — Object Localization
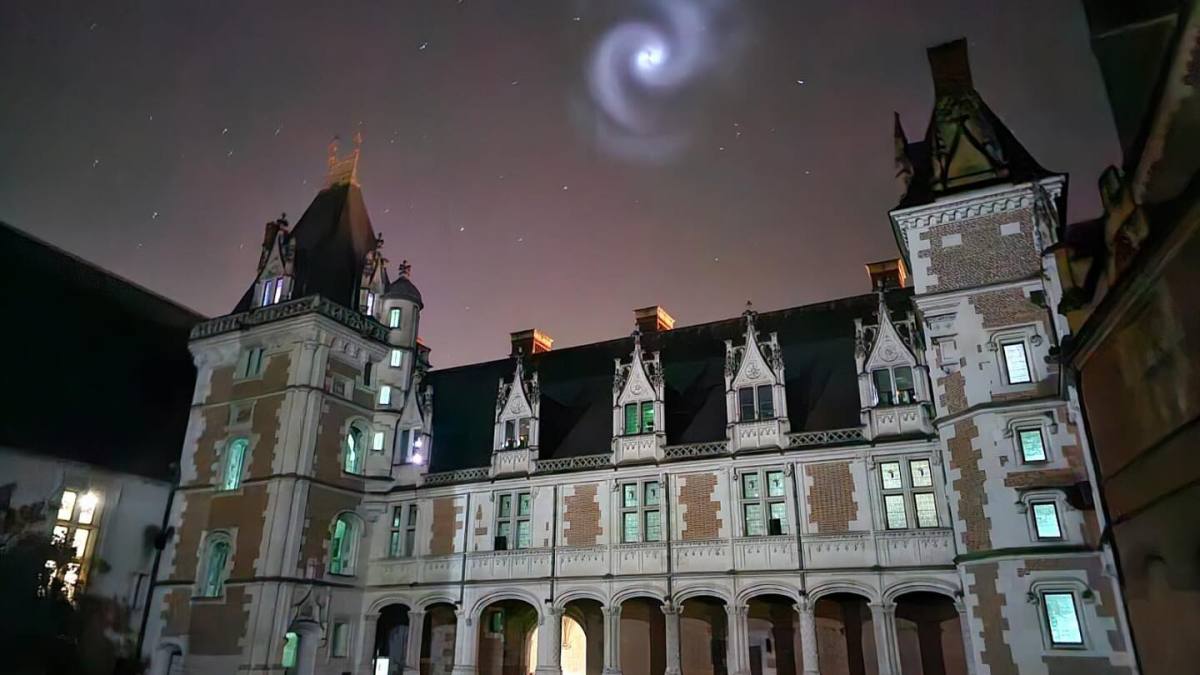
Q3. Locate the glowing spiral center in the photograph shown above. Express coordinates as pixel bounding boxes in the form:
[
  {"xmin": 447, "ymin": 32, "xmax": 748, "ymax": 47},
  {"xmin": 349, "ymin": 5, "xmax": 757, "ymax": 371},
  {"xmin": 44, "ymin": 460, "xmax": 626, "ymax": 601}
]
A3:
[{"xmin": 636, "ymin": 44, "xmax": 666, "ymax": 71}]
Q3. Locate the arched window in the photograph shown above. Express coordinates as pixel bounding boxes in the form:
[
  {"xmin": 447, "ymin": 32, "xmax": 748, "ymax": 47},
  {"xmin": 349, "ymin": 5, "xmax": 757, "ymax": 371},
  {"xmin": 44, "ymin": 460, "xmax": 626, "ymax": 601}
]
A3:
[
  {"xmin": 328, "ymin": 514, "xmax": 360, "ymax": 575},
  {"xmin": 198, "ymin": 533, "xmax": 232, "ymax": 597},
  {"xmin": 344, "ymin": 423, "xmax": 367, "ymax": 474},
  {"xmin": 222, "ymin": 438, "xmax": 248, "ymax": 491},
  {"xmin": 281, "ymin": 631, "xmax": 299, "ymax": 670}
]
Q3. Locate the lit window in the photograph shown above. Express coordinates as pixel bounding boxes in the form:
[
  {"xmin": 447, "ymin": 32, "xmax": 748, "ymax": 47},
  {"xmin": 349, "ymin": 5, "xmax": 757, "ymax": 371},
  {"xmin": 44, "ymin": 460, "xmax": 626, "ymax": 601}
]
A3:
[
  {"xmin": 1019, "ymin": 428, "xmax": 1047, "ymax": 462},
  {"xmin": 261, "ymin": 277, "xmax": 285, "ymax": 306},
  {"xmin": 879, "ymin": 458, "xmax": 939, "ymax": 530},
  {"xmin": 1002, "ymin": 341, "xmax": 1032, "ymax": 384},
  {"xmin": 198, "ymin": 534, "xmax": 231, "ymax": 597},
  {"xmin": 737, "ymin": 386, "xmax": 776, "ymax": 422},
  {"xmin": 884, "ymin": 494, "xmax": 908, "ymax": 529},
  {"xmin": 222, "ymin": 438, "xmax": 248, "ymax": 491},
  {"xmin": 344, "ymin": 424, "xmax": 366, "ymax": 474},
  {"xmin": 1043, "ymin": 592, "xmax": 1084, "ymax": 646},
  {"xmin": 57, "ymin": 491, "xmax": 77, "ymax": 520},
  {"xmin": 237, "ymin": 347, "xmax": 266, "ymax": 379},
  {"xmin": 282, "ymin": 632, "xmax": 298, "ymax": 668},
  {"xmin": 913, "ymin": 493, "xmax": 938, "ymax": 528},
  {"xmin": 48, "ymin": 489, "xmax": 102, "ymax": 597},
  {"xmin": 1032, "ymin": 502, "xmax": 1062, "ymax": 539},
  {"xmin": 495, "ymin": 491, "xmax": 532, "ymax": 549},
  {"xmin": 641, "ymin": 402, "xmax": 655, "ymax": 432},
  {"xmin": 328, "ymin": 514, "xmax": 359, "ymax": 575},
  {"xmin": 379, "ymin": 385, "xmax": 392, "ymax": 406},
  {"xmin": 365, "ymin": 291, "xmax": 377, "ymax": 316},
  {"xmin": 388, "ymin": 308, "xmax": 402, "ymax": 328},
  {"xmin": 620, "ymin": 480, "xmax": 662, "ymax": 542},
  {"xmin": 502, "ymin": 417, "xmax": 531, "ymax": 448},
  {"xmin": 389, "ymin": 504, "xmax": 419, "ymax": 558},
  {"xmin": 740, "ymin": 469, "xmax": 787, "ymax": 535},
  {"xmin": 624, "ymin": 403, "xmax": 638, "ymax": 435},
  {"xmin": 331, "ymin": 622, "xmax": 349, "ymax": 657},
  {"xmin": 909, "ymin": 459, "xmax": 933, "ymax": 487},
  {"xmin": 372, "ymin": 430, "xmax": 385, "ymax": 452},
  {"xmin": 873, "ymin": 366, "xmax": 917, "ymax": 406},
  {"xmin": 390, "ymin": 349, "xmax": 403, "ymax": 368},
  {"xmin": 880, "ymin": 462, "xmax": 903, "ymax": 490}
]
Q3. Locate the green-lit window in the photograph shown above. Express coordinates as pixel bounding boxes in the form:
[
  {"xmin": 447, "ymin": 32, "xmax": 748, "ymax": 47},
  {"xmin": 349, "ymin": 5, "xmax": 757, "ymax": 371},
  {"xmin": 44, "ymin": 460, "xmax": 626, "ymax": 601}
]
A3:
[
  {"xmin": 641, "ymin": 402, "xmax": 656, "ymax": 432},
  {"xmin": 390, "ymin": 349, "xmax": 404, "ymax": 368},
  {"xmin": 894, "ymin": 367, "xmax": 915, "ymax": 404},
  {"xmin": 495, "ymin": 491, "xmax": 532, "ymax": 549},
  {"xmin": 1019, "ymin": 428, "xmax": 1047, "ymax": 463},
  {"xmin": 388, "ymin": 308, "xmax": 402, "ymax": 329},
  {"xmin": 620, "ymin": 480, "xmax": 662, "ymax": 542},
  {"xmin": 1042, "ymin": 592, "xmax": 1084, "ymax": 646},
  {"xmin": 282, "ymin": 631, "xmax": 298, "ymax": 669},
  {"xmin": 740, "ymin": 469, "xmax": 788, "ymax": 535},
  {"xmin": 199, "ymin": 534, "xmax": 230, "ymax": 597},
  {"xmin": 328, "ymin": 514, "xmax": 358, "ymax": 575},
  {"xmin": 221, "ymin": 438, "xmax": 247, "ymax": 491},
  {"xmin": 624, "ymin": 403, "xmax": 639, "ymax": 434},
  {"xmin": 1032, "ymin": 502, "xmax": 1062, "ymax": 540}
]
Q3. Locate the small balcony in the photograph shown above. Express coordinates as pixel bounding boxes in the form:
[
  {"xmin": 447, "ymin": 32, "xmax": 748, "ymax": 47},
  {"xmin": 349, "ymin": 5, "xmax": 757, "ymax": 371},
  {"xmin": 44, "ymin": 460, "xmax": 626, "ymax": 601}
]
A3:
[
  {"xmin": 731, "ymin": 418, "xmax": 786, "ymax": 452},
  {"xmin": 866, "ymin": 403, "xmax": 934, "ymax": 439},
  {"xmin": 615, "ymin": 433, "xmax": 661, "ymax": 464},
  {"xmin": 491, "ymin": 447, "xmax": 532, "ymax": 477}
]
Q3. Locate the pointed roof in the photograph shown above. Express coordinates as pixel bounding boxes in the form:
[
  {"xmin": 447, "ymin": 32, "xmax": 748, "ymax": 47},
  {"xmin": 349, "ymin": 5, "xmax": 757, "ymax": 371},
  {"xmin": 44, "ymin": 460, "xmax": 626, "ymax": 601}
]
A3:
[
  {"xmin": 895, "ymin": 39, "xmax": 1057, "ymax": 208},
  {"xmin": 384, "ymin": 260, "xmax": 424, "ymax": 307}
]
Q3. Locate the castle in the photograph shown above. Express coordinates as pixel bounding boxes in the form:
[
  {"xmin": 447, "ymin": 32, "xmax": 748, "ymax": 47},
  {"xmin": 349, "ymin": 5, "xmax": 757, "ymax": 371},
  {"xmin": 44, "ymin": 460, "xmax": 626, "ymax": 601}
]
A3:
[{"xmin": 144, "ymin": 41, "xmax": 1138, "ymax": 675}]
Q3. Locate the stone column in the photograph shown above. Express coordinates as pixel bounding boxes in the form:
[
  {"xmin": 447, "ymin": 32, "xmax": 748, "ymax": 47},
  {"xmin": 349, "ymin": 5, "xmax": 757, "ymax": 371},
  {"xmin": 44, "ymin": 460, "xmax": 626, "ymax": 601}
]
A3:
[
  {"xmin": 361, "ymin": 613, "xmax": 380, "ymax": 674},
  {"xmin": 953, "ymin": 600, "xmax": 977, "ymax": 675},
  {"xmin": 293, "ymin": 618, "xmax": 322, "ymax": 675},
  {"xmin": 452, "ymin": 608, "xmax": 477, "ymax": 675},
  {"xmin": 404, "ymin": 610, "xmax": 427, "ymax": 675},
  {"xmin": 725, "ymin": 603, "xmax": 749, "ymax": 675},
  {"xmin": 602, "ymin": 605, "xmax": 623, "ymax": 675},
  {"xmin": 794, "ymin": 598, "xmax": 819, "ymax": 675},
  {"xmin": 661, "ymin": 602, "xmax": 682, "ymax": 675},
  {"xmin": 869, "ymin": 602, "xmax": 898, "ymax": 675},
  {"xmin": 536, "ymin": 607, "xmax": 565, "ymax": 675}
]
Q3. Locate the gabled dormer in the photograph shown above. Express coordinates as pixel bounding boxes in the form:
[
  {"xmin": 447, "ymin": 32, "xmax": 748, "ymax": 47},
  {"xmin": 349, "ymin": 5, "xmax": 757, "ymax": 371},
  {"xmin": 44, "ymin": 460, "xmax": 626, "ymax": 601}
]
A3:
[
  {"xmin": 492, "ymin": 354, "xmax": 539, "ymax": 476},
  {"xmin": 724, "ymin": 303, "xmax": 789, "ymax": 452},
  {"xmin": 358, "ymin": 235, "xmax": 387, "ymax": 321},
  {"xmin": 612, "ymin": 330, "xmax": 665, "ymax": 464},
  {"xmin": 395, "ymin": 368, "xmax": 432, "ymax": 470},
  {"xmin": 253, "ymin": 215, "xmax": 295, "ymax": 308},
  {"xmin": 854, "ymin": 292, "xmax": 935, "ymax": 439}
]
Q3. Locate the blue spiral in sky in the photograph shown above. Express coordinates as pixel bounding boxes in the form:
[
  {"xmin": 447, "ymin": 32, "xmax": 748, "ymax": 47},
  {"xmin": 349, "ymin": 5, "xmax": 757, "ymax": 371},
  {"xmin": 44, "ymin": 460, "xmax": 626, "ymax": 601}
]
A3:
[{"xmin": 581, "ymin": 0, "xmax": 744, "ymax": 163}]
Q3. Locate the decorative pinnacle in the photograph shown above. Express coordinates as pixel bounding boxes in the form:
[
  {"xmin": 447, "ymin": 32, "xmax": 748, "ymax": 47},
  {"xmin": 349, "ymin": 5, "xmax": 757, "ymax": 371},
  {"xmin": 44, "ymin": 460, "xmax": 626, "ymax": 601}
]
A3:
[{"xmin": 397, "ymin": 259, "xmax": 412, "ymax": 278}]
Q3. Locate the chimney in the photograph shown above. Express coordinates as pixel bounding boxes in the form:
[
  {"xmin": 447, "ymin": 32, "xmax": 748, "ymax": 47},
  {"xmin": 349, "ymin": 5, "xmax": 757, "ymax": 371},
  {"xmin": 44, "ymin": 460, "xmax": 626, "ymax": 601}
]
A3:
[
  {"xmin": 927, "ymin": 38, "xmax": 973, "ymax": 96},
  {"xmin": 510, "ymin": 329, "xmax": 554, "ymax": 356},
  {"xmin": 634, "ymin": 306, "xmax": 675, "ymax": 333},
  {"xmin": 865, "ymin": 259, "xmax": 909, "ymax": 291}
]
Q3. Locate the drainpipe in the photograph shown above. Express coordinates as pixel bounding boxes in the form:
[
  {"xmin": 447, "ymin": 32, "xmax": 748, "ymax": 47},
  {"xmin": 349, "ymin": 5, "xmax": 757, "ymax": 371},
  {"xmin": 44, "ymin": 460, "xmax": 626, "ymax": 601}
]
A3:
[{"xmin": 136, "ymin": 461, "xmax": 180, "ymax": 659}]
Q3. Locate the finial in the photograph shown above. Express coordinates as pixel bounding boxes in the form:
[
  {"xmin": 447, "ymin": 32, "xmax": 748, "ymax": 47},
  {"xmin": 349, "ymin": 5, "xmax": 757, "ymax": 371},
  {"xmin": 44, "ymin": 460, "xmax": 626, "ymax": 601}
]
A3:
[
  {"xmin": 353, "ymin": 129, "xmax": 364, "ymax": 149},
  {"xmin": 397, "ymin": 259, "xmax": 412, "ymax": 278},
  {"xmin": 631, "ymin": 327, "xmax": 642, "ymax": 351},
  {"xmin": 327, "ymin": 136, "xmax": 340, "ymax": 169}
]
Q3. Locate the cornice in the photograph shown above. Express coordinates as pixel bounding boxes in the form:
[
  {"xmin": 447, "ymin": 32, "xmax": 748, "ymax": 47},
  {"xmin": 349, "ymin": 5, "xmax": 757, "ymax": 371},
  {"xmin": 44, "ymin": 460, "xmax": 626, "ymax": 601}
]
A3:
[{"xmin": 890, "ymin": 177, "xmax": 1065, "ymax": 232}]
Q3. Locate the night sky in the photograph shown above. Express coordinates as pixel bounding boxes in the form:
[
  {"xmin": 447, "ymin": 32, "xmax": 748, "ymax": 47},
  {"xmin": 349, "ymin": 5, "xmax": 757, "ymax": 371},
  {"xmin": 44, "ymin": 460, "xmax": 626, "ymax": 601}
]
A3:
[{"xmin": 0, "ymin": 1, "xmax": 1119, "ymax": 368}]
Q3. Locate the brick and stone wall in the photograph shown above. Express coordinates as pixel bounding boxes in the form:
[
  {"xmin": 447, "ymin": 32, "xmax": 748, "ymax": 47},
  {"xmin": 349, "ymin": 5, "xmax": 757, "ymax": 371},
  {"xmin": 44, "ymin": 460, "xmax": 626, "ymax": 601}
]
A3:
[
  {"xmin": 805, "ymin": 462, "xmax": 859, "ymax": 533},
  {"xmin": 677, "ymin": 472, "xmax": 723, "ymax": 541}
]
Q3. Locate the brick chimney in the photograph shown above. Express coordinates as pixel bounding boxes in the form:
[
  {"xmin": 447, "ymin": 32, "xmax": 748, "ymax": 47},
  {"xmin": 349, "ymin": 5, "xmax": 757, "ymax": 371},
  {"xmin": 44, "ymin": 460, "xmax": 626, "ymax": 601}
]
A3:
[
  {"xmin": 510, "ymin": 329, "xmax": 553, "ymax": 356},
  {"xmin": 634, "ymin": 306, "xmax": 675, "ymax": 333},
  {"xmin": 865, "ymin": 259, "xmax": 908, "ymax": 291}
]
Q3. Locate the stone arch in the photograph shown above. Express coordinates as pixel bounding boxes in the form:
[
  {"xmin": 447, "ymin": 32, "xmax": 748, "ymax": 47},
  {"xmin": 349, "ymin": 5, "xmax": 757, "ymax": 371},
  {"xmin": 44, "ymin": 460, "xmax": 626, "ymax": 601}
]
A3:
[
  {"xmin": 807, "ymin": 581, "xmax": 878, "ymax": 603},
  {"xmin": 612, "ymin": 586, "xmax": 666, "ymax": 607},
  {"xmin": 369, "ymin": 595, "xmax": 416, "ymax": 614},
  {"xmin": 892, "ymin": 591, "xmax": 968, "ymax": 675},
  {"xmin": 151, "ymin": 639, "xmax": 185, "ymax": 675},
  {"xmin": 883, "ymin": 578, "xmax": 960, "ymax": 604},
  {"xmin": 556, "ymin": 588, "xmax": 609, "ymax": 610},
  {"xmin": 675, "ymin": 584, "xmax": 733, "ymax": 605},
  {"xmin": 417, "ymin": 594, "xmax": 460, "ymax": 612},
  {"xmin": 738, "ymin": 583, "xmax": 802, "ymax": 605},
  {"xmin": 471, "ymin": 588, "xmax": 545, "ymax": 621}
]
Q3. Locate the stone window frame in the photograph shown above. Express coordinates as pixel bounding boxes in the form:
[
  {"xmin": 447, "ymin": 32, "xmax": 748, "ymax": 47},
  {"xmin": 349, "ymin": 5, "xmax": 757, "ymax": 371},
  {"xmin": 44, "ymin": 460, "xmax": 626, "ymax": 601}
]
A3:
[
  {"xmin": 870, "ymin": 364, "xmax": 918, "ymax": 407},
  {"xmin": 234, "ymin": 345, "xmax": 267, "ymax": 381},
  {"xmin": 1029, "ymin": 579, "xmax": 1091, "ymax": 651},
  {"xmin": 217, "ymin": 436, "xmax": 250, "ymax": 492},
  {"xmin": 736, "ymin": 384, "xmax": 776, "ymax": 422},
  {"xmin": 1004, "ymin": 414, "xmax": 1057, "ymax": 465},
  {"xmin": 1018, "ymin": 490, "xmax": 1068, "ymax": 543},
  {"xmin": 494, "ymin": 490, "xmax": 532, "ymax": 550},
  {"xmin": 388, "ymin": 502, "xmax": 420, "ymax": 558},
  {"xmin": 618, "ymin": 479, "xmax": 663, "ymax": 543},
  {"xmin": 988, "ymin": 326, "xmax": 1043, "ymax": 392},
  {"xmin": 389, "ymin": 348, "xmax": 405, "ymax": 369},
  {"xmin": 50, "ymin": 487, "xmax": 103, "ymax": 597},
  {"xmin": 393, "ymin": 424, "xmax": 426, "ymax": 466},
  {"xmin": 736, "ymin": 466, "xmax": 791, "ymax": 537},
  {"xmin": 258, "ymin": 275, "xmax": 288, "ymax": 308},
  {"xmin": 328, "ymin": 619, "xmax": 351, "ymax": 658},
  {"xmin": 501, "ymin": 417, "xmax": 532, "ymax": 450},
  {"xmin": 194, "ymin": 529, "xmax": 235, "ymax": 600},
  {"xmin": 876, "ymin": 454, "xmax": 941, "ymax": 530},
  {"xmin": 388, "ymin": 307, "xmax": 402, "ymax": 329},
  {"xmin": 341, "ymin": 418, "xmax": 371, "ymax": 476},
  {"xmin": 327, "ymin": 512, "xmax": 362, "ymax": 577},
  {"xmin": 621, "ymin": 401, "xmax": 657, "ymax": 436}
]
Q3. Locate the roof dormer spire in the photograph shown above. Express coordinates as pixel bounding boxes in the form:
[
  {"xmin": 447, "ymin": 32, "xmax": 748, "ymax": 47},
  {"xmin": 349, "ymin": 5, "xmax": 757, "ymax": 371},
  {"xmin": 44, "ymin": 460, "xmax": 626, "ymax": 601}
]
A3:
[{"xmin": 326, "ymin": 131, "xmax": 363, "ymax": 187}]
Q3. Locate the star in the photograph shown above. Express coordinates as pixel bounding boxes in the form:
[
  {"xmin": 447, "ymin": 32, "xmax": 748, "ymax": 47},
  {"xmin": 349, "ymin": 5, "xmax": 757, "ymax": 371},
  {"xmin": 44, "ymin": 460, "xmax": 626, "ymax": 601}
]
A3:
[
  {"xmin": 562, "ymin": 185, "xmax": 569, "ymax": 191},
  {"xmin": 516, "ymin": 236, "xmax": 525, "ymax": 243},
  {"xmin": 510, "ymin": 80, "xmax": 520, "ymax": 86},
  {"xmin": 221, "ymin": 127, "xmax": 229, "ymax": 135},
  {"xmin": 459, "ymin": 226, "xmax": 465, "ymax": 232},
  {"xmin": 713, "ymin": 257, "xmax": 720, "ymax": 262},
  {"xmin": 89, "ymin": 23, "xmax": 98, "ymax": 31},
  {"xmin": 572, "ymin": 16, "xmax": 581, "ymax": 22},
  {"xmin": 91, "ymin": 158, "xmax": 100, "ymax": 168},
  {"xmin": 152, "ymin": 211, "xmax": 159, "ymax": 219},
  {"xmin": 796, "ymin": 79, "xmax": 805, "ymax": 85},
  {"xmin": 148, "ymin": 113, "xmax": 154, "ymax": 121},
  {"xmin": 718, "ymin": 146, "xmax": 726, "ymax": 151},
  {"xmin": 226, "ymin": 149, "xmax": 234, "ymax": 157},
  {"xmin": 274, "ymin": 127, "xmax": 281, "ymax": 136},
  {"xmin": 418, "ymin": 41, "xmax": 429, "ymax": 51}
]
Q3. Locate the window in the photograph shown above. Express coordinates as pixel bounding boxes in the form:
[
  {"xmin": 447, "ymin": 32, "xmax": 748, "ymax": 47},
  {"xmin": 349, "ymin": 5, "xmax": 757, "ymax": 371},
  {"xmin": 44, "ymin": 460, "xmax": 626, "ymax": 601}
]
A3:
[
  {"xmin": 737, "ymin": 386, "xmax": 776, "ymax": 422},
  {"xmin": 379, "ymin": 385, "xmax": 392, "ymax": 406},
  {"xmin": 282, "ymin": 632, "xmax": 298, "ymax": 669},
  {"xmin": 236, "ymin": 346, "xmax": 266, "ymax": 379},
  {"xmin": 1032, "ymin": 502, "xmax": 1062, "ymax": 540},
  {"xmin": 620, "ymin": 480, "xmax": 662, "ymax": 542},
  {"xmin": 495, "ymin": 491, "xmax": 532, "ymax": 549},
  {"xmin": 261, "ymin": 277, "xmax": 285, "ymax": 306},
  {"xmin": 49, "ymin": 489, "xmax": 101, "ymax": 596},
  {"xmin": 390, "ymin": 349, "xmax": 404, "ymax": 368},
  {"xmin": 623, "ymin": 402, "xmax": 656, "ymax": 435},
  {"xmin": 344, "ymin": 423, "xmax": 366, "ymax": 474},
  {"xmin": 365, "ymin": 291, "xmax": 377, "ymax": 317},
  {"xmin": 1002, "ymin": 341, "xmax": 1032, "ymax": 384},
  {"xmin": 740, "ymin": 469, "xmax": 787, "ymax": 536},
  {"xmin": 221, "ymin": 438, "xmax": 248, "ymax": 491},
  {"xmin": 872, "ymin": 366, "xmax": 916, "ymax": 406},
  {"xmin": 198, "ymin": 533, "xmax": 231, "ymax": 597},
  {"xmin": 879, "ymin": 459, "xmax": 939, "ymax": 530},
  {"xmin": 362, "ymin": 361, "xmax": 373, "ymax": 387},
  {"xmin": 328, "ymin": 514, "xmax": 359, "ymax": 575},
  {"xmin": 331, "ymin": 622, "xmax": 349, "ymax": 657},
  {"xmin": 1018, "ymin": 428, "xmax": 1048, "ymax": 463},
  {"xmin": 388, "ymin": 308, "xmax": 402, "ymax": 328},
  {"xmin": 372, "ymin": 430, "xmax": 385, "ymax": 452},
  {"xmin": 389, "ymin": 504, "xmax": 419, "ymax": 558},
  {"xmin": 1042, "ymin": 592, "xmax": 1084, "ymax": 646},
  {"xmin": 503, "ymin": 418, "xmax": 531, "ymax": 448}
]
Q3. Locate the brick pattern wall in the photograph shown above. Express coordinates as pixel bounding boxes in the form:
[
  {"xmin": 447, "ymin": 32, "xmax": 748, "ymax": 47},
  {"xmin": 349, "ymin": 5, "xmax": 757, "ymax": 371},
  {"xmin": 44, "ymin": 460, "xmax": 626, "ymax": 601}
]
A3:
[
  {"xmin": 429, "ymin": 497, "xmax": 463, "ymax": 555},
  {"xmin": 205, "ymin": 352, "xmax": 292, "ymax": 404},
  {"xmin": 562, "ymin": 483, "xmax": 603, "ymax": 547},
  {"xmin": 298, "ymin": 485, "xmax": 360, "ymax": 574},
  {"xmin": 679, "ymin": 473, "xmax": 722, "ymax": 541},
  {"xmin": 805, "ymin": 462, "xmax": 858, "ymax": 532},
  {"xmin": 948, "ymin": 419, "xmax": 991, "ymax": 552},
  {"xmin": 920, "ymin": 208, "xmax": 1040, "ymax": 294},
  {"xmin": 970, "ymin": 287, "xmax": 1046, "ymax": 330},
  {"xmin": 313, "ymin": 399, "xmax": 368, "ymax": 490},
  {"xmin": 968, "ymin": 563, "xmax": 1018, "ymax": 675},
  {"xmin": 938, "ymin": 370, "xmax": 968, "ymax": 416}
]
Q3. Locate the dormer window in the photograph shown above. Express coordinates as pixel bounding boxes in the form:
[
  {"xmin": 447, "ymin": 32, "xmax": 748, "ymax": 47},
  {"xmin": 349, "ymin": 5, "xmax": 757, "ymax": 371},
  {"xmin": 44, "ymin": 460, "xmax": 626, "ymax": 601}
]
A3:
[
  {"xmin": 504, "ymin": 418, "xmax": 531, "ymax": 449},
  {"xmin": 364, "ymin": 291, "xmax": 377, "ymax": 317},
  {"xmin": 738, "ymin": 385, "xmax": 774, "ymax": 421},
  {"xmin": 261, "ymin": 277, "xmax": 285, "ymax": 306},
  {"xmin": 388, "ymin": 308, "xmax": 402, "ymax": 328},
  {"xmin": 872, "ymin": 366, "xmax": 915, "ymax": 406},
  {"xmin": 623, "ymin": 402, "xmax": 655, "ymax": 435}
]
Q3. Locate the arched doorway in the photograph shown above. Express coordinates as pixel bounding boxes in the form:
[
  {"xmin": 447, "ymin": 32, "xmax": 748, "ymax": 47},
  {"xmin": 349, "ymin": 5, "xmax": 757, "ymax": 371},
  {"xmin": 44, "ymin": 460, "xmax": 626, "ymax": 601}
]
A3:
[
  {"xmin": 375, "ymin": 604, "xmax": 411, "ymax": 675},
  {"xmin": 814, "ymin": 593, "xmax": 878, "ymax": 675},
  {"xmin": 893, "ymin": 593, "xmax": 966, "ymax": 675},
  {"xmin": 619, "ymin": 597, "xmax": 665, "ymax": 675},
  {"xmin": 680, "ymin": 596, "xmax": 728, "ymax": 675},
  {"xmin": 421, "ymin": 603, "xmax": 458, "ymax": 675},
  {"xmin": 478, "ymin": 599, "xmax": 540, "ymax": 675},
  {"xmin": 746, "ymin": 595, "xmax": 802, "ymax": 675},
  {"xmin": 563, "ymin": 598, "xmax": 605, "ymax": 675}
]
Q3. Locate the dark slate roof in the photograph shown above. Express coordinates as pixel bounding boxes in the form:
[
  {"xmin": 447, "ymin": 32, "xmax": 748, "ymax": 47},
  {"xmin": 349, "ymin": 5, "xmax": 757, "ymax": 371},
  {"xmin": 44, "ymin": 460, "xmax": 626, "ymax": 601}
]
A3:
[
  {"xmin": 384, "ymin": 274, "xmax": 423, "ymax": 308},
  {"xmin": 0, "ymin": 222, "xmax": 202, "ymax": 481},
  {"xmin": 233, "ymin": 181, "xmax": 378, "ymax": 312},
  {"xmin": 425, "ymin": 290, "xmax": 911, "ymax": 473}
]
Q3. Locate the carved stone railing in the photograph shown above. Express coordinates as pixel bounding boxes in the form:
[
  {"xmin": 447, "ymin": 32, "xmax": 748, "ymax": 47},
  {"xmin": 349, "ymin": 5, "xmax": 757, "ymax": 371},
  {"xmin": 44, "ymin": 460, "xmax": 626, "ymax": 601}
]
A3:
[
  {"xmin": 787, "ymin": 427, "xmax": 866, "ymax": 448},
  {"xmin": 466, "ymin": 548, "xmax": 553, "ymax": 581},
  {"xmin": 492, "ymin": 448, "xmax": 532, "ymax": 476},
  {"xmin": 422, "ymin": 467, "xmax": 490, "ymax": 487},
  {"xmin": 662, "ymin": 441, "xmax": 728, "ymax": 460},
  {"xmin": 867, "ymin": 404, "xmax": 935, "ymax": 439},
  {"xmin": 189, "ymin": 294, "xmax": 389, "ymax": 342},
  {"xmin": 535, "ymin": 453, "xmax": 613, "ymax": 474},
  {"xmin": 733, "ymin": 535, "xmax": 800, "ymax": 571}
]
